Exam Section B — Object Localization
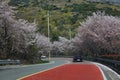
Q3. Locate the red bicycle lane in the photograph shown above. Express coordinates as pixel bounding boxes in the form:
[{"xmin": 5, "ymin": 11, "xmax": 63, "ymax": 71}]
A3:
[{"xmin": 18, "ymin": 64, "xmax": 104, "ymax": 80}]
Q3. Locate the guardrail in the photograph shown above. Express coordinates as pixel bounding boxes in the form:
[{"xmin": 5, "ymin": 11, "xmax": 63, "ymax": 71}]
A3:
[
  {"xmin": 84, "ymin": 57, "xmax": 120, "ymax": 74},
  {"xmin": 93, "ymin": 58, "xmax": 120, "ymax": 65},
  {"xmin": 0, "ymin": 60, "xmax": 20, "ymax": 65}
]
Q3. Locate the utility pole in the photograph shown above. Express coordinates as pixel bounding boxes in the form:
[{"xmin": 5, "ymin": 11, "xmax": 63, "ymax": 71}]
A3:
[
  {"xmin": 69, "ymin": 28, "xmax": 72, "ymax": 40},
  {"xmin": 47, "ymin": 11, "xmax": 51, "ymax": 61}
]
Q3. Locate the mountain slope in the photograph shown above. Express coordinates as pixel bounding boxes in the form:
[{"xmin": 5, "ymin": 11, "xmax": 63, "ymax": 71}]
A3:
[{"xmin": 9, "ymin": 0, "xmax": 120, "ymax": 41}]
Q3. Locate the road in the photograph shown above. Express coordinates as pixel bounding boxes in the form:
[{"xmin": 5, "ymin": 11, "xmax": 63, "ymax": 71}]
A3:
[
  {"xmin": 0, "ymin": 58, "xmax": 120, "ymax": 80},
  {"xmin": 0, "ymin": 59, "xmax": 69, "ymax": 80},
  {"xmin": 20, "ymin": 63, "xmax": 104, "ymax": 80}
]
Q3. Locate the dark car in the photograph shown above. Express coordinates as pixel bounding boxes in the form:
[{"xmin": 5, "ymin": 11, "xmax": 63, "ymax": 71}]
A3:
[{"xmin": 73, "ymin": 55, "xmax": 83, "ymax": 62}]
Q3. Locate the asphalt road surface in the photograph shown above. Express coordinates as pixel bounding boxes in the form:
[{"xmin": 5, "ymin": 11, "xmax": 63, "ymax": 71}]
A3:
[
  {"xmin": 20, "ymin": 64, "xmax": 104, "ymax": 80},
  {"xmin": 0, "ymin": 59, "xmax": 69, "ymax": 80},
  {"xmin": 0, "ymin": 58, "xmax": 120, "ymax": 80}
]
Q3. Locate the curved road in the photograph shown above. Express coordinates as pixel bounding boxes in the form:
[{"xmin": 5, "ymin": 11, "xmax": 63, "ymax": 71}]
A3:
[
  {"xmin": 0, "ymin": 58, "xmax": 120, "ymax": 80},
  {"xmin": 0, "ymin": 59, "xmax": 69, "ymax": 80}
]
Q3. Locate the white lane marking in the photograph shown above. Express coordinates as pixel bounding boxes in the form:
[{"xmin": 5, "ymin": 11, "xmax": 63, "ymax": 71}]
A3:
[
  {"xmin": 92, "ymin": 62, "xmax": 120, "ymax": 80},
  {"xmin": 96, "ymin": 62, "xmax": 120, "ymax": 77},
  {"xmin": 94, "ymin": 63, "xmax": 108, "ymax": 80}
]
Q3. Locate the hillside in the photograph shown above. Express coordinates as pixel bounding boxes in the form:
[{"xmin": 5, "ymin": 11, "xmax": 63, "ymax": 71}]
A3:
[{"xmin": 9, "ymin": 0, "xmax": 120, "ymax": 41}]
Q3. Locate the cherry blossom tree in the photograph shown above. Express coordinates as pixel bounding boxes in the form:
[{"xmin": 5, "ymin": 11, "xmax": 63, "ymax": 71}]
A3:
[
  {"xmin": 35, "ymin": 33, "xmax": 51, "ymax": 59},
  {"xmin": 0, "ymin": 0, "xmax": 55, "ymax": 63},
  {"xmin": 0, "ymin": 0, "xmax": 37, "ymax": 60},
  {"xmin": 0, "ymin": 0, "xmax": 16, "ymax": 59},
  {"xmin": 74, "ymin": 12, "xmax": 120, "ymax": 56},
  {"xmin": 52, "ymin": 36, "xmax": 74, "ymax": 56}
]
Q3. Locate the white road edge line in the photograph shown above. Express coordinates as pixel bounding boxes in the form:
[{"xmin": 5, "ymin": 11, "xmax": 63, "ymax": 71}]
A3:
[
  {"xmin": 92, "ymin": 62, "xmax": 120, "ymax": 80},
  {"xmin": 93, "ymin": 62, "xmax": 108, "ymax": 80}
]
